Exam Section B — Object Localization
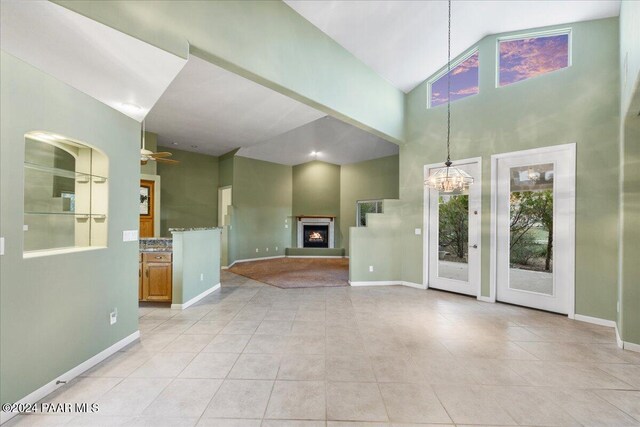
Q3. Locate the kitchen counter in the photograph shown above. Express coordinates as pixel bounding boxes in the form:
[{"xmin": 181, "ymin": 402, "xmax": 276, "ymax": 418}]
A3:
[{"xmin": 139, "ymin": 237, "xmax": 172, "ymax": 252}]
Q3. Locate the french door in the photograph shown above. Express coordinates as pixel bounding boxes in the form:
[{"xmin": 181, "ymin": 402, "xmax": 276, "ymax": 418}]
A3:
[
  {"xmin": 493, "ymin": 144, "xmax": 575, "ymax": 314},
  {"xmin": 425, "ymin": 159, "xmax": 481, "ymax": 296}
]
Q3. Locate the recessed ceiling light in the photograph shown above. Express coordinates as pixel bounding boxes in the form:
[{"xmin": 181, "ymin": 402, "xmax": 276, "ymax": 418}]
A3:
[
  {"xmin": 310, "ymin": 151, "xmax": 319, "ymax": 156},
  {"xmin": 172, "ymin": 142, "xmax": 179, "ymax": 146}
]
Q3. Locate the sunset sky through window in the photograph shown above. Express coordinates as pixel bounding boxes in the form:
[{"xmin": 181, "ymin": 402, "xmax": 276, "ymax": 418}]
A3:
[
  {"xmin": 499, "ymin": 34, "xmax": 569, "ymax": 86},
  {"xmin": 430, "ymin": 52, "xmax": 479, "ymax": 108}
]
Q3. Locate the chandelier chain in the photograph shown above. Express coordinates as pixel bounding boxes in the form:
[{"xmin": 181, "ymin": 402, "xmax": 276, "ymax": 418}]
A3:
[{"xmin": 446, "ymin": 0, "xmax": 451, "ymax": 165}]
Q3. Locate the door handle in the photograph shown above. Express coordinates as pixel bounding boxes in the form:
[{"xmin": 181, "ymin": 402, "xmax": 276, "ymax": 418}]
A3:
[{"xmin": 472, "ymin": 244, "xmax": 478, "ymax": 248}]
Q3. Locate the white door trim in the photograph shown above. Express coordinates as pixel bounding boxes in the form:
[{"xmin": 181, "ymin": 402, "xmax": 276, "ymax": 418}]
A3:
[
  {"xmin": 490, "ymin": 143, "xmax": 576, "ymax": 318},
  {"xmin": 423, "ymin": 157, "xmax": 482, "ymax": 297}
]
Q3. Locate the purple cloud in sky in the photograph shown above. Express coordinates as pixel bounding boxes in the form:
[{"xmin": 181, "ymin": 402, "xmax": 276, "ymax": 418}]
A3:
[
  {"xmin": 499, "ymin": 34, "xmax": 569, "ymax": 86},
  {"xmin": 431, "ymin": 52, "xmax": 479, "ymax": 107}
]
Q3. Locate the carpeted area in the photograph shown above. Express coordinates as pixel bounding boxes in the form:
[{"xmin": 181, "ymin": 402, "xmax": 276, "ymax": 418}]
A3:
[{"xmin": 229, "ymin": 257, "xmax": 349, "ymax": 288}]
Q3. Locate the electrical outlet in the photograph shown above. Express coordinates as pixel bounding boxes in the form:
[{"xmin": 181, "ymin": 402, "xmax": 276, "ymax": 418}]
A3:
[
  {"xmin": 414, "ymin": 228, "xmax": 421, "ymax": 235},
  {"xmin": 285, "ymin": 224, "xmax": 288, "ymax": 229},
  {"xmin": 275, "ymin": 246, "xmax": 278, "ymax": 251},
  {"xmin": 109, "ymin": 308, "xmax": 118, "ymax": 325},
  {"xmin": 200, "ymin": 273, "xmax": 204, "ymax": 281},
  {"xmin": 369, "ymin": 266, "xmax": 374, "ymax": 272},
  {"xmin": 0, "ymin": 237, "xmax": 4, "ymax": 256},
  {"xmin": 23, "ymin": 225, "xmax": 29, "ymax": 231},
  {"xmin": 266, "ymin": 247, "xmax": 269, "ymax": 252},
  {"xmin": 256, "ymin": 248, "xmax": 259, "ymax": 253}
]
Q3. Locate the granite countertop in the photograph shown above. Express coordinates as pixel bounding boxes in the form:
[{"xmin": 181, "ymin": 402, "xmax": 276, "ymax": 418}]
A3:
[
  {"xmin": 140, "ymin": 247, "xmax": 172, "ymax": 253},
  {"xmin": 139, "ymin": 237, "xmax": 172, "ymax": 252},
  {"xmin": 169, "ymin": 227, "xmax": 223, "ymax": 232}
]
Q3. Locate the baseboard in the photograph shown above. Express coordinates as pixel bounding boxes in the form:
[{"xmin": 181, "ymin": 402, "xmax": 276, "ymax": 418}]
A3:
[
  {"xmin": 401, "ymin": 281, "xmax": 427, "ymax": 290},
  {"xmin": 349, "ymin": 280, "xmax": 399, "ymax": 287},
  {"xmin": 228, "ymin": 255, "xmax": 285, "ymax": 268},
  {"xmin": 574, "ymin": 314, "xmax": 617, "ymax": 328},
  {"xmin": 286, "ymin": 255, "xmax": 346, "ymax": 259},
  {"xmin": 0, "ymin": 330, "xmax": 140, "ymax": 425},
  {"xmin": 171, "ymin": 283, "xmax": 220, "ymax": 310},
  {"xmin": 477, "ymin": 295, "xmax": 494, "ymax": 303},
  {"xmin": 624, "ymin": 340, "xmax": 640, "ymax": 353},
  {"xmin": 616, "ymin": 324, "xmax": 624, "ymax": 349},
  {"xmin": 349, "ymin": 280, "xmax": 426, "ymax": 289}
]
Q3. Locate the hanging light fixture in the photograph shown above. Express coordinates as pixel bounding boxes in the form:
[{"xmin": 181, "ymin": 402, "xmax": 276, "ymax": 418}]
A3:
[{"xmin": 425, "ymin": 0, "xmax": 474, "ymax": 194}]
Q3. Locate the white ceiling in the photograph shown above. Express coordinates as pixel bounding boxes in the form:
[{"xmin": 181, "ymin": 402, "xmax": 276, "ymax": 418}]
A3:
[
  {"xmin": 145, "ymin": 55, "xmax": 327, "ymax": 156},
  {"xmin": 285, "ymin": 0, "xmax": 620, "ymax": 93},
  {"xmin": 236, "ymin": 116, "xmax": 398, "ymax": 166},
  {"xmin": 0, "ymin": 0, "xmax": 186, "ymax": 122}
]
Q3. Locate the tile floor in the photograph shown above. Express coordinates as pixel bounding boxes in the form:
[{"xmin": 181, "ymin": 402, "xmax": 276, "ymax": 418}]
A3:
[{"xmin": 6, "ymin": 270, "xmax": 640, "ymax": 426}]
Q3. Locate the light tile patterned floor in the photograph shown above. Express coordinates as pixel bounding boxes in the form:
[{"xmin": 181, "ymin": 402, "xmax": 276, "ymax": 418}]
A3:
[{"xmin": 6, "ymin": 270, "xmax": 640, "ymax": 426}]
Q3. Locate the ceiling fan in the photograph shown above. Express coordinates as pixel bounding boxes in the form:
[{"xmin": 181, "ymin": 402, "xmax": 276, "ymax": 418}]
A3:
[{"xmin": 140, "ymin": 121, "xmax": 179, "ymax": 165}]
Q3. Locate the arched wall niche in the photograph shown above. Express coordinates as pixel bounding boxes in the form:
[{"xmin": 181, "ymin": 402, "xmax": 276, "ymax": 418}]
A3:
[{"xmin": 23, "ymin": 131, "xmax": 109, "ymax": 254}]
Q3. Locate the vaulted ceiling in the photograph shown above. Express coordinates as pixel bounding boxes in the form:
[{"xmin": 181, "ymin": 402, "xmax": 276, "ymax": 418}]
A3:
[{"xmin": 285, "ymin": 0, "xmax": 621, "ymax": 92}]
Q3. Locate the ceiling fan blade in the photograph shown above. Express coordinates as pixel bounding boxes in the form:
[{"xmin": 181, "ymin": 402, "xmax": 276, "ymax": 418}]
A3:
[
  {"xmin": 148, "ymin": 152, "xmax": 173, "ymax": 158},
  {"xmin": 155, "ymin": 158, "xmax": 180, "ymax": 164}
]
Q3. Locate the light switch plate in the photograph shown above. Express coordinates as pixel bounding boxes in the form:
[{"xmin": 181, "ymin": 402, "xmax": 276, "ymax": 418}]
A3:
[
  {"xmin": 414, "ymin": 228, "xmax": 422, "ymax": 235},
  {"xmin": 23, "ymin": 225, "xmax": 29, "ymax": 231},
  {"xmin": 0, "ymin": 237, "xmax": 4, "ymax": 255},
  {"xmin": 122, "ymin": 230, "xmax": 139, "ymax": 242}
]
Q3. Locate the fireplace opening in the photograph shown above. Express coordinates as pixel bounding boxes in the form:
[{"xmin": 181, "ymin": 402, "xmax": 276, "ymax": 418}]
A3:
[{"xmin": 303, "ymin": 225, "xmax": 329, "ymax": 248}]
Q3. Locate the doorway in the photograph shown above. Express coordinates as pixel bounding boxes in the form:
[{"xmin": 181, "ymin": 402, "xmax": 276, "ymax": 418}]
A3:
[
  {"xmin": 491, "ymin": 144, "xmax": 575, "ymax": 315},
  {"xmin": 424, "ymin": 158, "xmax": 481, "ymax": 296},
  {"xmin": 218, "ymin": 186, "xmax": 232, "ymax": 266}
]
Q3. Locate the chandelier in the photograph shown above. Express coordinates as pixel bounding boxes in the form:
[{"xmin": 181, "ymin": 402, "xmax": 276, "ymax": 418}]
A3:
[{"xmin": 425, "ymin": 0, "xmax": 474, "ymax": 193}]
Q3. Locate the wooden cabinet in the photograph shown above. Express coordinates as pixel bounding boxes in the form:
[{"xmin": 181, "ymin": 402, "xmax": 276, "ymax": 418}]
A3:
[{"xmin": 139, "ymin": 252, "xmax": 172, "ymax": 302}]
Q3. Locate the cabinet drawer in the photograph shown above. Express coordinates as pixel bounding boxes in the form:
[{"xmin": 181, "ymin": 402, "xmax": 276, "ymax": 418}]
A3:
[{"xmin": 143, "ymin": 252, "xmax": 172, "ymax": 263}]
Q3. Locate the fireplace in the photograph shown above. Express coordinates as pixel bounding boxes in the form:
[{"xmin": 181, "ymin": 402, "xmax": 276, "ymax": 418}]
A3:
[
  {"xmin": 303, "ymin": 225, "xmax": 329, "ymax": 248},
  {"xmin": 297, "ymin": 216, "xmax": 335, "ymax": 248}
]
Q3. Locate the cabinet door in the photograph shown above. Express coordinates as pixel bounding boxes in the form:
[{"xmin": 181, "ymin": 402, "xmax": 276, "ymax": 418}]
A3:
[
  {"xmin": 139, "ymin": 262, "xmax": 143, "ymax": 301},
  {"xmin": 143, "ymin": 262, "xmax": 172, "ymax": 301}
]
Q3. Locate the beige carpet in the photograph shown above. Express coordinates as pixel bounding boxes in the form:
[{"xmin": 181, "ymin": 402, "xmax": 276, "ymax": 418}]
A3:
[{"xmin": 229, "ymin": 257, "xmax": 349, "ymax": 288}]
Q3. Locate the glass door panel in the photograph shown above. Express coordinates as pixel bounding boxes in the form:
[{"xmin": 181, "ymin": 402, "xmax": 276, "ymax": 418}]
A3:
[
  {"xmin": 438, "ymin": 193, "xmax": 469, "ymax": 282},
  {"xmin": 508, "ymin": 163, "xmax": 554, "ymax": 295}
]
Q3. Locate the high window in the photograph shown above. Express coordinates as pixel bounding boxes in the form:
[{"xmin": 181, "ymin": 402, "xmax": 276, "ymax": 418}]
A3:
[
  {"xmin": 356, "ymin": 200, "xmax": 383, "ymax": 227},
  {"xmin": 498, "ymin": 31, "xmax": 570, "ymax": 86},
  {"xmin": 429, "ymin": 50, "xmax": 479, "ymax": 108}
]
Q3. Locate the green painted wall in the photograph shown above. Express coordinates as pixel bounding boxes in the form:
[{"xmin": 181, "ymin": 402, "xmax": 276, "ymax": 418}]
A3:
[
  {"xmin": 619, "ymin": 1, "xmax": 640, "ymax": 345},
  {"xmin": 140, "ymin": 131, "xmax": 158, "ymax": 175},
  {"xmin": 230, "ymin": 156, "xmax": 292, "ymax": 263},
  {"xmin": 340, "ymin": 155, "xmax": 399, "ymax": 255},
  {"xmin": 171, "ymin": 229, "xmax": 221, "ymax": 304},
  {"xmin": 54, "ymin": 0, "xmax": 404, "ymax": 143},
  {"xmin": 1, "ymin": 52, "xmax": 140, "ymax": 404},
  {"xmin": 351, "ymin": 18, "xmax": 621, "ymax": 321},
  {"xmin": 157, "ymin": 147, "xmax": 219, "ymax": 236},
  {"xmin": 404, "ymin": 18, "xmax": 620, "ymax": 320},
  {"xmin": 292, "ymin": 161, "xmax": 341, "ymax": 245}
]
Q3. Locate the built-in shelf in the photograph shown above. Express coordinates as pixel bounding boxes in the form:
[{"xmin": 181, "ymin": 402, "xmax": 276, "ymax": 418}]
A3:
[{"xmin": 24, "ymin": 162, "xmax": 107, "ymax": 183}]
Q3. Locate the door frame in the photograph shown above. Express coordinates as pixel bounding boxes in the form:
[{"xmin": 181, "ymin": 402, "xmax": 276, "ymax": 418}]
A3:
[
  {"xmin": 489, "ymin": 143, "xmax": 576, "ymax": 318},
  {"xmin": 218, "ymin": 185, "xmax": 232, "ymax": 227},
  {"xmin": 423, "ymin": 157, "xmax": 482, "ymax": 297}
]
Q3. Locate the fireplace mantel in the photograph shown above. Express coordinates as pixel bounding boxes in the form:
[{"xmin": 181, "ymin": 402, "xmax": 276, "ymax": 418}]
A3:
[
  {"xmin": 296, "ymin": 215, "xmax": 336, "ymax": 220},
  {"xmin": 297, "ymin": 216, "xmax": 335, "ymax": 248}
]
